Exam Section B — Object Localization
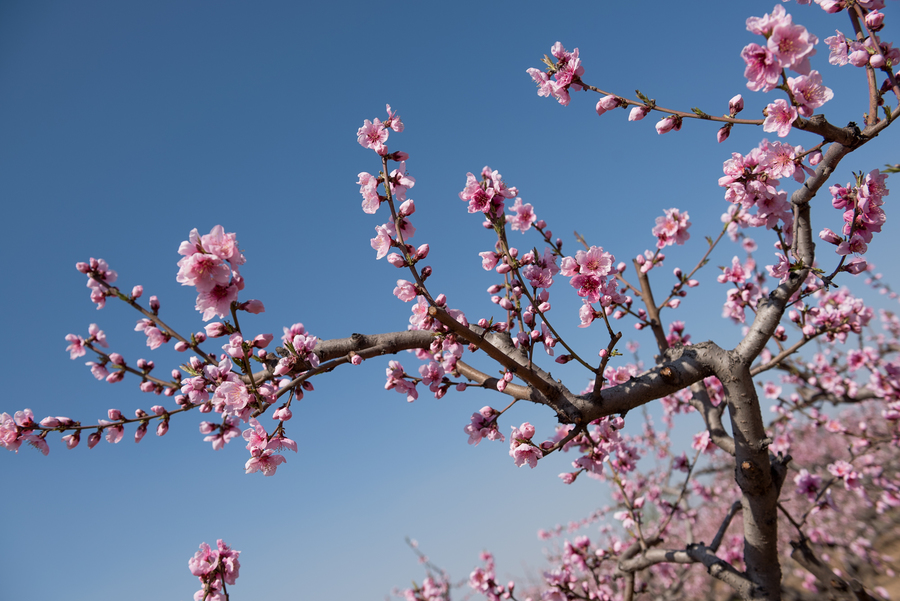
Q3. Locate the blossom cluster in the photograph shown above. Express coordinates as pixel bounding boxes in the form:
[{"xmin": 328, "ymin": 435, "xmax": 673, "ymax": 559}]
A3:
[
  {"xmin": 819, "ymin": 169, "xmax": 889, "ymax": 260},
  {"xmin": 188, "ymin": 539, "xmax": 241, "ymax": 601},
  {"xmin": 176, "ymin": 225, "xmax": 256, "ymax": 321},
  {"xmin": 526, "ymin": 42, "xmax": 584, "ymax": 106},
  {"xmin": 459, "ymin": 166, "xmax": 519, "ymax": 220}
]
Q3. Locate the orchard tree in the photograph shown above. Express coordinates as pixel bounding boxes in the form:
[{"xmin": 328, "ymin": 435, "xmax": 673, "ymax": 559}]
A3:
[{"xmin": 3, "ymin": 2, "xmax": 900, "ymax": 601}]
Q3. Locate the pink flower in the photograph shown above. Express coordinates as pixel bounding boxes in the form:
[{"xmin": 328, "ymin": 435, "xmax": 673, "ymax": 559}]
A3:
[
  {"xmin": 794, "ymin": 469, "xmax": 822, "ymax": 502},
  {"xmin": 787, "ymin": 71, "xmax": 833, "ymax": 117},
  {"xmin": 652, "ymin": 208, "xmax": 691, "ymax": 248},
  {"xmin": 741, "ymin": 43, "xmax": 781, "ymax": 92},
  {"xmin": 195, "ymin": 283, "xmax": 239, "ymax": 322},
  {"xmin": 357, "ymin": 118, "xmax": 389, "ymax": 155},
  {"xmin": 825, "ymin": 30, "xmax": 849, "ymax": 65},
  {"xmin": 385, "ymin": 104, "xmax": 403, "ymax": 132},
  {"xmin": 65, "ymin": 334, "xmax": 86, "ymax": 359},
  {"xmin": 763, "ymin": 99, "xmax": 798, "ymax": 138},
  {"xmin": 85, "ymin": 361, "xmax": 108, "ymax": 380},
  {"xmin": 393, "ymin": 280, "xmax": 417, "ymax": 302},
  {"xmin": 244, "ymin": 447, "xmax": 287, "ymax": 476},
  {"xmin": 575, "ymin": 246, "xmax": 613, "ymax": 276},
  {"xmin": 768, "ymin": 19, "xmax": 817, "ymax": 74},
  {"xmin": 507, "ymin": 198, "xmax": 536, "ymax": 232}
]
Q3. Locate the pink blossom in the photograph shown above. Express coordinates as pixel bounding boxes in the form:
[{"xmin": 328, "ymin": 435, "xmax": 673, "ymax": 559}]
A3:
[
  {"xmin": 763, "ymin": 99, "xmax": 798, "ymax": 138},
  {"xmin": 357, "ymin": 118, "xmax": 389, "ymax": 155},
  {"xmin": 195, "ymin": 283, "xmax": 239, "ymax": 322},
  {"xmin": 741, "ymin": 43, "xmax": 781, "ymax": 92},
  {"xmin": 393, "ymin": 280, "xmax": 417, "ymax": 302},
  {"xmin": 244, "ymin": 447, "xmax": 286, "ymax": 476},
  {"xmin": 652, "ymin": 208, "xmax": 691, "ymax": 248},
  {"xmin": 575, "ymin": 246, "xmax": 613, "ymax": 276},
  {"xmin": 787, "ymin": 71, "xmax": 833, "ymax": 117},
  {"xmin": 824, "ymin": 30, "xmax": 849, "ymax": 65},
  {"xmin": 507, "ymin": 198, "xmax": 536, "ymax": 232},
  {"xmin": 385, "ymin": 104, "xmax": 403, "ymax": 132},
  {"xmin": 768, "ymin": 18, "xmax": 817, "ymax": 74},
  {"xmin": 794, "ymin": 469, "xmax": 822, "ymax": 502},
  {"xmin": 65, "ymin": 334, "xmax": 86, "ymax": 359}
]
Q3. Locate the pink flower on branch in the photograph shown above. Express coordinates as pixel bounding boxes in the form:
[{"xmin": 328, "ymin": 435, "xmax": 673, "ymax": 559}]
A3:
[{"xmin": 763, "ymin": 99, "xmax": 799, "ymax": 138}]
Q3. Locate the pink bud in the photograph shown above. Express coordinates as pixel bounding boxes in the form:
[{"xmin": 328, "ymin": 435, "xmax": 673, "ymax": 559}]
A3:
[
  {"xmin": 687, "ymin": 279, "xmax": 699, "ymax": 287},
  {"xmin": 108, "ymin": 353, "xmax": 125, "ymax": 366},
  {"xmin": 253, "ymin": 334, "xmax": 274, "ymax": 348},
  {"xmin": 598, "ymin": 94, "xmax": 622, "ymax": 111},
  {"xmin": 866, "ymin": 10, "xmax": 885, "ymax": 32},
  {"xmin": 387, "ymin": 253, "xmax": 406, "ymax": 267},
  {"xmin": 496, "ymin": 263, "xmax": 512, "ymax": 274},
  {"xmin": 628, "ymin": 106, "xmax": 650, "ymax": 121},
  {"xmin": 156, "ymin": 421, "xmax": 168, "ymax": 436},
  {"xmin": 273, "ymin": 406, "xmax": 293, "ymax": 421},
  {"xmin": 843, "ymin": 257, "xmax": 868, "ymax": 274},
  {"xmin": 819, "ymin": 228, "xmax": 842, "ymax": 245},
  {"xmin": 415, "ymin": 244, "xmax": 429, "ymax": 259},
  {"xmin": 87, "ymin": 432, "xmax": 101, "ymax": 449},
  {"xmin": 134, "ymin": 422, "xmax": 148, "ymax": 443},
  {"xmin": 40, "ymin": 416, "xmax": 60, "ymax": 428},
  {"xmin": 205, "ymin": 322, "xmax": 228, "ymax": 338},
  {"xmin": 538, "ymin": 302, "xmax": 551, "ymax": 312},
  {"xmin": 809, "ymin": 151, "xmax": 822, "ymax": 166},
  {"xmin": 717, "ymin": 124, "xmax": 731, "ymax": 143},
  {"xmin": 241, "ymin": 299, "xmax": 265, "ymax": 314},
  {"xmin": 108, "ymin": 409, "xmax": 123, "ymax": 420},
  {"xmin": 132, "ymin": 285, "xmax": 143, "ymax": 299},
  {"xmin": 149, "ymin": 296, "xmax": 160, "ymax": 312},
  {"xmin": 140, "ymin": 381, "xmax": 156, "ymax": 392},
  {"xmin": 617, "ymin": 262, "xmax": 627, "ymax": 273},
  {"xmin": 655, "ymin": 115, "xmax": 681, "ymax": 135},
  {"xmin": 106, "ymin": 371, "xmax": 124, "ymax": 384},
  {"xmin": 174, "ymin": 341, "xmax": 189, "ymax": 352},
  {"xmin": 399, "ymin": 199, "xmax": 416, "ymax": 217},
  {"xmin": 555, "ymin": 355, "xmax": 572, "ymax": 364},
  {"xmin": 598, "ymin": 349, "xmax": 608, "ymax": 358},
  {"xmin": 729, "ymin": 94, "xmax": 744, "ymax": 115},
  {"xmin": 63, "ymin": 432, "xmax": 81, "ymax": 449},
  {"xmin": 76, "ymin": 262, "xmax": 90, "ymax": 274}
]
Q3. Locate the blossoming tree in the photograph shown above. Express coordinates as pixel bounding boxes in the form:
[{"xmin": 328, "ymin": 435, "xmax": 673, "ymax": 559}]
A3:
[{"xmin": 3, "ymin": 1, "xmax": 900, "ymax": 600}]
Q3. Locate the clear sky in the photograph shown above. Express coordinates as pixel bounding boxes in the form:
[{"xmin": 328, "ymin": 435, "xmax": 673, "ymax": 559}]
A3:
[{"xmin": 1, "ymin": 1, "xmax": 898, "ymax": 599}]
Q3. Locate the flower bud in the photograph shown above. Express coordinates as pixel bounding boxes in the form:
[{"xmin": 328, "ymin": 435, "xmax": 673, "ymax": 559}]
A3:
[
  {"xmin": 717, "ymin": 124, "xmax": 731, "ymax": 143},
  {"xmin": 132, "ymin": 285, "xmax": 143, "ymax": 299},
  {"xmin": 729, "ymin": 94, "xmax": 744, "ymax": 115}
]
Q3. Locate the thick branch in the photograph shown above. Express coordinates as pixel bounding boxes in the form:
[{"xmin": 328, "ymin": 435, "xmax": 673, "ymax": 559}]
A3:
[{"xmin": 575, "ymin": 342, "xmax": 717, "ymax": 422}]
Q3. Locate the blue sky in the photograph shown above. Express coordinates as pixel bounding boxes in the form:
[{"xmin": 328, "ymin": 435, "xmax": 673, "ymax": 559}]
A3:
[{"xmin": 1, "ymin": 1, "xmax": 898, "ymax": 599}]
